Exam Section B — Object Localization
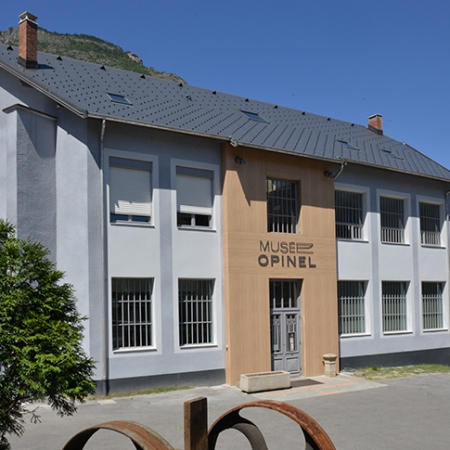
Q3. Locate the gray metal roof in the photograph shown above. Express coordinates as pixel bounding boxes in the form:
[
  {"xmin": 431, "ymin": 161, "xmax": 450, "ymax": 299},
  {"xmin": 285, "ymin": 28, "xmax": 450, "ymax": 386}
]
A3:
[{"xmin": 1, "ymin": 44, "xmax": 449, "ymax": 181}]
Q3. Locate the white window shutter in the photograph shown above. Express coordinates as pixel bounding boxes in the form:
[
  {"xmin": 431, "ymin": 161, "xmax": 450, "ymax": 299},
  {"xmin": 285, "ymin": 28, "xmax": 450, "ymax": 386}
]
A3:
[
  {"xmin": 110, "ymin": 167, "xmax": 151, "ymax": 216},
  {"xmin": 177, "ymin": 175, "xmax": 212, "ymax": 215}
]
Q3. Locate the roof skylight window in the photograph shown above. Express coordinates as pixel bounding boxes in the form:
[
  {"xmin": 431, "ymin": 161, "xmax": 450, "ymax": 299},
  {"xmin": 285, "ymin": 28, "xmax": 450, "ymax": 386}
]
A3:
[
  {"xmin": 381, "ymin": 149, "xmax": 403, "ymax": 160},
  {"xmin": 107, "ymin": 93, "xmax": 132, "ymax": 105},
  {"xmin": 241, "ymin": 110, "xmax": 268, "ymax": 123},
  {"xmin": 335, "ymin": 139, "xmax": 359, "ymax": 151}
]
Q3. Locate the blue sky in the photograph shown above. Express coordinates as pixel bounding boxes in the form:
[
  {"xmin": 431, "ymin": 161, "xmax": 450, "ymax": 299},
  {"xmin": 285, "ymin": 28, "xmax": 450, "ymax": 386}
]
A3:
[{"xmin": 2, "ymin": 1, "xmax": 449, "ymax": 169}]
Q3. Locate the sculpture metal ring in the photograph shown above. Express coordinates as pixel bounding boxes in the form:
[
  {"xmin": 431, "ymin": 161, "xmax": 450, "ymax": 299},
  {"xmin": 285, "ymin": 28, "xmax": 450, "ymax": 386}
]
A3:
[
  {"xmin": 61, "ymin": 420, "xmax": 176, "ymax": 450},
  {"xmin": 208, "ymin": 400, "xmax": 336, "ymax": 450}
]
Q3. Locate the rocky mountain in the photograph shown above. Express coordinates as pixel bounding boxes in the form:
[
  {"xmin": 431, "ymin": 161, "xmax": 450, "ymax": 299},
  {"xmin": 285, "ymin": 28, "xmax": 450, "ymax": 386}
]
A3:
[{"xmin": 0, "ymin": 27, "xmax": 184, "ymax": 83}]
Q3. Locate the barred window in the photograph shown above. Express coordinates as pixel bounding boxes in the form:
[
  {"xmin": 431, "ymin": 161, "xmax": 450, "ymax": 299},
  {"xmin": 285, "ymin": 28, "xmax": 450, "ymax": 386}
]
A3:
[
  {"xmin": 179, "ymin": 279, "xmax": 213, "ymax": 346},
  {"xmin": 335, "ymin": 191, "xmax": 363, "ymax": 240},
  {"xmin": 338, "ymin": 281, "xmax": 366, "ymax": 334},
  {"xmin": 267, "ymin": 178, "xmax": 298, "ymax": 234},
  {"xmin": 420, "ymin": 203, "xmax": 441, "ymax": 246},
  {"xmin": 269, "ymin": 280, "xmax": 300, "ymax": 309},
  {"xmin": 382, "ymin": 282, "xmax": 408, "ymax": 332},
  {"xmin": 422, "ymin": 282, "xmax": 444, "ymax": 330},
  {"xmin": 112, "ymin": 278, "xmax": 153, "ymax": 350},
  {"xmin": 380, "ymin": 197, "xmax": 405, "ymax": 243}
]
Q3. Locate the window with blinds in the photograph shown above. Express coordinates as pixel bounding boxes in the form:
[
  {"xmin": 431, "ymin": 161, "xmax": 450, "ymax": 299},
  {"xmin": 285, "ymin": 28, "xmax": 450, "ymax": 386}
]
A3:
[
  {"xmin": 176, "ymin": 166, "xmax": 213, "ymax": 227},
  {"xmin": 267, "ymin": 178, "xmax": 298, "ymax": 234},
  {"xmin": 109, "ymin": 157, "xmax": 152, "ymax": 223},
  {"xmin": 419, "ymin": 202, "xmax": 441, "ymax": 246}
]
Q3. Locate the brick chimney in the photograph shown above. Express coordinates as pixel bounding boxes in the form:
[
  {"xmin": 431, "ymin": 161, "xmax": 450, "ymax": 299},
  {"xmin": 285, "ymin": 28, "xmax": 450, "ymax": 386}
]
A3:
[
  {"xmin": 18, "ymin": 11, "xmax": 38, "ymax": 69},
  {"xmin": 368, "ymin": 114, "xmax": 383, "ymax": 135}
]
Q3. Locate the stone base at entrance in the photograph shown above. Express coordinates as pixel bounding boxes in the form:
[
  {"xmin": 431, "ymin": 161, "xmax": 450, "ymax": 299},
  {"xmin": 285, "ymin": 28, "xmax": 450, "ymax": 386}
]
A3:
[{"xmin": 240, "ymin": 371, "xmax": 290, "ymax": 393}]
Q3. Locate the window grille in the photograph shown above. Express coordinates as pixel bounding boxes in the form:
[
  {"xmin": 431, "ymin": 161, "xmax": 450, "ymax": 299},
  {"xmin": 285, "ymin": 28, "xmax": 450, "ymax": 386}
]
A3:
[
  {"xmin": 112, "ymin": 278, "xmax": 153, "ymax": 349},
  {"xmin": 380, "ymin": 197, "xmax": 405, "ymax": 243},
  {"xmin": 179, "ymin": 279, "xmax": 213, "ymax": 346},
  {"xmin": 176, "ymin": 167, "xmax": 213, "ymax": 227},
  {"xmin": 269, "ymin": 280, "xmax": 300, "ymax": 309},
  {"xmin": 267, "ymin": 178, "xmax": 298, "ymax": 234},
  {"xmin": 382, "ymin": 282, "xmax": 408, "ymax": 332},
  {"xmin": 338, "ymin": 281, "xmax": 366, "ymax": 334},
  {"xmin": 420, "ymin": 203, "xmax": 440, "ymax": 246},
  {"xmin": 335, "ymin": 191, "xmax": 363, "ymax": 240},
  {"xmin": 110, "ymin": 158, "xmax": 152, "ymax": 223},
  {"xmin": 422, "ymin": 282, "xmax": 444, "ymax": 330}
]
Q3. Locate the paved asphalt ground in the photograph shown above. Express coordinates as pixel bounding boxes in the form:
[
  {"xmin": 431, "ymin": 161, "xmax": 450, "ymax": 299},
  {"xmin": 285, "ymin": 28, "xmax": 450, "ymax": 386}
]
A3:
[{"xmin": 8, "ymin": 373, "xmax": 450, "ymax": 449}]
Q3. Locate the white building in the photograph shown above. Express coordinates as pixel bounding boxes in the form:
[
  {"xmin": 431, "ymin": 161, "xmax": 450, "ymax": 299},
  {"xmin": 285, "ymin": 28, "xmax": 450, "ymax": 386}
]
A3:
[{"xmin": 1, "ymin": 12, "xmax": 448, "ymax": 393}]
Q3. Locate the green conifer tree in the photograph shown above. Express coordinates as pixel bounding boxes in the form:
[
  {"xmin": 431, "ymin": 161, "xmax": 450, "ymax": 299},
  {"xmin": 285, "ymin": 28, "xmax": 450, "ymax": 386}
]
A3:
[{"xmin": 0, "ymin": 220, "xmax": 95, "ymax": 449}]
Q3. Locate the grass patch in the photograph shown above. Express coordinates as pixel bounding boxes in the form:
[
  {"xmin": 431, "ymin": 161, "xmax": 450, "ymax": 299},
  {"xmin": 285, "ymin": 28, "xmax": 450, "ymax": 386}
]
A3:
[
  {"xmin": 88, "ymin": 385, "xmax": 192, "ymax": 400},
  {"xmin": 353, "ymin": 364, "xmax": 450, "ymax": 380}
]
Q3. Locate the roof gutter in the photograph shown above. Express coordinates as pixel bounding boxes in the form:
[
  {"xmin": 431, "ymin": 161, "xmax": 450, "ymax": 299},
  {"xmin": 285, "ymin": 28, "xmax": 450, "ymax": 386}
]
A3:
[
  {"xmin": 87, "ymin": 111, "xmax": 348, "ymax": 164},
  {"xmin": 85, "ymin": 113, "xmax": 450, "ymax": 184},
  {"xmin": 0, "ymin": 61, "xmax": 88, "ymax": 118},
  {"xmin": 3, "ymin": 103, "xmax": 57, "ymax": 120}
]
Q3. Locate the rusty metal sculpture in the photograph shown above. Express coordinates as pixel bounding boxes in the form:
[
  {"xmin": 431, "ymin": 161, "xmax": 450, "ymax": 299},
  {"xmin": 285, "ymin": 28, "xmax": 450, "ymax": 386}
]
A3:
[
  {"xmin": 62, "ymin": 421, "xmax": 175, "ymax": 450},
  {"xmin": 62, "ymin": 397, "xmax": 336, "ymax": 450},
  {"xmin": 208, "ymin": 400, "xmax": 336, "ymax": 450}
]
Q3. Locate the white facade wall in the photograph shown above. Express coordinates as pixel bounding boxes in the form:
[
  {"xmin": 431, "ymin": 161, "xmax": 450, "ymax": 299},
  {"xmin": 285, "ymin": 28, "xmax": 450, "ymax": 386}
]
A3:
[
  {"xmin": 0, "ymin": 77, "xmax": 105, "ymax": 379},
  {"xmin": 337, "ymin": 166, "xmax": 450, "ymax": 365},
  {"xmin": 104, "ymin": 125, "xmax": 224, "ymax": 385},
  {"xmin": 0, "ymin": 73, "xmax": 226, "ymax": 388}
]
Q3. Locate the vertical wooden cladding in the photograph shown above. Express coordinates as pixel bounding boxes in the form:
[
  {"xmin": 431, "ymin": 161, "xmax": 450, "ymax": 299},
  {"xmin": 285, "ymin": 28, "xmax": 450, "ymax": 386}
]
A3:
[{"xmin": 222, "ymin": 144, "xmax": 338, "ymax": 385}]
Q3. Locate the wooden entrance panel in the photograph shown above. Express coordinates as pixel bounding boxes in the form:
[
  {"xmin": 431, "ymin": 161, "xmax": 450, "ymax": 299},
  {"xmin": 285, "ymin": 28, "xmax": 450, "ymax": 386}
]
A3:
[{"xmin": 222, "ymin": 144, "xmax": 339, "ymax": 385}]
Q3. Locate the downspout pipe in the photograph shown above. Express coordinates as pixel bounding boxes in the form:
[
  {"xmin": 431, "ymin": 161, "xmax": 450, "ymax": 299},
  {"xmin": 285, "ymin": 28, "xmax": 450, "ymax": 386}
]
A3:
[
  {"xmin": 100, "ymin": 119, "xmax": 108, "ymax": 396},
  {"xmin": 324, "ymin": 159, "xmax": 347, "ymax": 180},
  {"xmin": 332, "ymin": 160, "xmax": 347, "ymax": 180}
]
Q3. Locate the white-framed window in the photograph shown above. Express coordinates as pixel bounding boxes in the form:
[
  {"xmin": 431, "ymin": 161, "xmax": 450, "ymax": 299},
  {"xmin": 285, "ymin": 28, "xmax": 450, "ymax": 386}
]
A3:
[
  {"xmin": 335, "ymin": 190, "xmax": 364, "ymax": 240},
  {"xmin": 178, "ymin": 279, "xmax": 214, "ymax": 346},
  {"xmin": 109, "ymin": 157, "xmax": 152, "ymax": 223},
  {"xmin": 419, "ymin": 202, "xmax": 441, "ymax": 246},
  {"xmin": 112, "ymin": 278, "xmax": 153, "ymax": 350},
  {"xmin": 422, "ymin": 282, "xmax": 444, "ymax": 330},
  {"xmin": 380, "ymin": 196, "xmax": 405, "ymax": 244},
  {"xmin": 338, "ymin": 281, "xmax": 366, "ymax": 335},
  {"xmin": 267, "ymin": 178, "xmax": 299, "ymax": 234},
  {"xmin": 382, "ymin": 281, "xmax": 408, "ymax": 333},
  {"xmin": 176, "ymin": 167, "xmax": 213, "ymax": 228}
]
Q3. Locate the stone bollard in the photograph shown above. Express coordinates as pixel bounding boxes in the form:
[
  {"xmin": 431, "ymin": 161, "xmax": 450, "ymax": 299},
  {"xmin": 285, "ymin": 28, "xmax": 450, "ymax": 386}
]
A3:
[{"xmin": 323, "ymin": 353, "xmax": 337, "ymax": 377}]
